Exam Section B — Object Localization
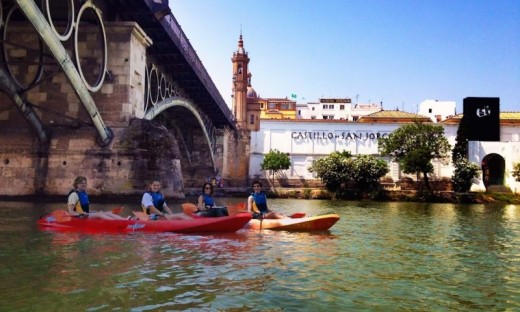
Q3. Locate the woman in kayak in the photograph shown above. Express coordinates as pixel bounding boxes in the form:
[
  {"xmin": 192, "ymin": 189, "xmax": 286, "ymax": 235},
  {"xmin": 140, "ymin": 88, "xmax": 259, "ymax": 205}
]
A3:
[
  {"xmin": 196, "ymin": 182, "xmax": 228, "ymax": 217},
  {"xmin": 141, "ymin": 180, "xmax": 193, "ymax": 220},
  {"xmin": 67, "ymin": 176, "xmax": 126, "ymax": 220},
  {"xmin": 247, "ymin": 181, "xmax": 285, "ymax": 219}
]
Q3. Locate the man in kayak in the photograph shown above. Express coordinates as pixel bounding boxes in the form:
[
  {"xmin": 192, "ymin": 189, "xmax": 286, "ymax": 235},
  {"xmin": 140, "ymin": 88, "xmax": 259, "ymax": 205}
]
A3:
[
  {"xmin": 141, "ymin": 180, "xmax": 193, "ymax": 220},
  {"xmin": 67, "ymin": 176, "xmax": 127, "ymax": 220},
  {"xmin": 196, "ymin": 182, "xmax": 228, "ymax": 217},
  {"xmin": 247, "ymin": 181, "xmax": 286, "ymax": 219}
]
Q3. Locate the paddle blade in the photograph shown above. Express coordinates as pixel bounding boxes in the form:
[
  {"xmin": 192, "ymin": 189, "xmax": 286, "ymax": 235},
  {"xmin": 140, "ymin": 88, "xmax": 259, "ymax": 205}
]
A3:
[
  {"xmin": 289, "ymin": 212, "xmax": 306, "ymax": 218},
  {"xmin": 182, "ymin": 203, "xmax": 198, "ymax": 215},
  {"xmin": 227, "ymin": 203, "xmax": 248, "ymax": 216},
  {"xmin": 51, "ymin": 210, "xmax": 72, "ymax": 222},
  {"xmin": 111, "ymin": 206, "xmax": 124, "ymax": 214}
]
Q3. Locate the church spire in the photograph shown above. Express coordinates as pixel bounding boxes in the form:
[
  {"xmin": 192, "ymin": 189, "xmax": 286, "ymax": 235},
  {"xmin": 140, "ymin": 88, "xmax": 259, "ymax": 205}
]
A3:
[
  {"xmin": 231, "ymin": 32, "xmax": 250, "ymax": 129},
  {"xmin": 237, "ymin": 33, "xmax": 246, "ymax": 55}
]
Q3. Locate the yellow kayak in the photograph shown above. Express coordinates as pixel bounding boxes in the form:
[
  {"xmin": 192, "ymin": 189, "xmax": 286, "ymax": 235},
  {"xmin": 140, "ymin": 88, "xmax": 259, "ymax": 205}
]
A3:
[{"xmin": 245, "ymin": 214, "xmax": 340, "ymax": 231}]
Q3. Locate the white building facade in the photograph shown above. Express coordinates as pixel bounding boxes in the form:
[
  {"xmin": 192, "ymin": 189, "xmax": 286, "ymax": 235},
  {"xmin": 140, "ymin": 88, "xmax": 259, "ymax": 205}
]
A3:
[
  {"xmin": 249, "ymin": 118, "xmax": 520, "ymax": 193},
  {"xmin": 297, "ymin": 99, "xmax": 353, "ymax": 120},
  {"xmin": 250, "ymin": 119, "xmax": 458, "ymax": 182},
  {"xmin": 418, "ymin": 100, "xmax": 457, "ymax": 122},
  {"xmin": 297, "ymin": 99, "xmax": 383, "ymax": 121}
]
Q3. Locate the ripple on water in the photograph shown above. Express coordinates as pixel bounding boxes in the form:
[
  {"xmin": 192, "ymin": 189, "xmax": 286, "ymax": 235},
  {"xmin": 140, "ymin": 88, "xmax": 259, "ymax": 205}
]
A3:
[{"xmin": 0, "ymin": 200, "xmax": 520, "ymax": 311}]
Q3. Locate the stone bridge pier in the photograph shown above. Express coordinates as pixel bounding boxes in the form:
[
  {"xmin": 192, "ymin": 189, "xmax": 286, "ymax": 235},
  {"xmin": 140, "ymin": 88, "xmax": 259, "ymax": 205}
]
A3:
[{"xmin": 0, "ymin": 0, "xmax": 250, "ymax": 198}]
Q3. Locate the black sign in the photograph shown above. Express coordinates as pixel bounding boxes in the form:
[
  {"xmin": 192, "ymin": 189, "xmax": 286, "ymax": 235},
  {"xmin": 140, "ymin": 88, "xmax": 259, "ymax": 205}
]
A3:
[
  {"xmin": 319, "ymin": 98, "xmax": 352, "ymax": 103},
  {"xmin": 463, "ymin": 97, "xmax": 500, "ymax": 141},
  {"xmin": 291, "ymin": 131, "xmax": 388, "ymax": 141}
]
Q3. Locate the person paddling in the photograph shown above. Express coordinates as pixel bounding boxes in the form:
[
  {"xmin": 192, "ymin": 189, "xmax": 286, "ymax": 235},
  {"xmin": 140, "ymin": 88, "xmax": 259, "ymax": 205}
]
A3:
[
  {"xmin": 67, "ymin": 176, "xmax": 126, "ymax": 220},
  {"xmin": 196, "ymin": 182, "xmax": 228, "ymax": 217},
  {"xmin": 247, "ymin": 181, "xmax": 285, "ymax": 219},
  {"xmin": 141, "ymin": 180, "xmax": 193, "ymax": 220}
]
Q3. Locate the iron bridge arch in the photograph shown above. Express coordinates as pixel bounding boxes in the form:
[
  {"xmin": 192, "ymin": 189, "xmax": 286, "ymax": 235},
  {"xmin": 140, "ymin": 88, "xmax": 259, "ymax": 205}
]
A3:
[{"xmin": 143, "ymin": 96, "xmax": 218, "ymax": 170}]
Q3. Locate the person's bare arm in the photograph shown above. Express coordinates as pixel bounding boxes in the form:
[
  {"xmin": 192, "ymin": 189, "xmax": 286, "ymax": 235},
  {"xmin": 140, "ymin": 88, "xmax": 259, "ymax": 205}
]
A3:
[
  {"xmin": 247, "ymin": 196, "xmax": 253, "ymax": 212},
  {"xmin": 163, "ymin": 204, "xmax": 174, "ymax": 215},
  {"xmin": 197, "ymin": 195, "xmax": 205, "ymax": 210}
]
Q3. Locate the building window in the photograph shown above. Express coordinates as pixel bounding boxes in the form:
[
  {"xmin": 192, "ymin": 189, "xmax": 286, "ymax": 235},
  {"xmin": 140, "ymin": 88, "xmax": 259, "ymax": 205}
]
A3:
[
  {"xmin": 298, "ymin": 110, "xmax": 301, "ymax": 115},
  {"xmin": 312, "ymin": 107, "xmax": 315, "ymax": 111},
  {"xmin": 340, "ymin": 105, "xmax": 345, "ymax": 110},
  {"xmin": 260, "ymin": 103, "xmax": 264, "ymax": 109},
  {"xmin": 429, "ymin": 108, "xmax": 432, "ymax": 113},
  {"xmin": 311, "ymin": 116, "xmax": 316, "ymax": 119},
  {"xmin": 249, "ymin": 114, "xmax": 254, "ymax": 124},
  {"xmin": 268, "ymin": 103, "xmax": 276, "ymax": 109}
]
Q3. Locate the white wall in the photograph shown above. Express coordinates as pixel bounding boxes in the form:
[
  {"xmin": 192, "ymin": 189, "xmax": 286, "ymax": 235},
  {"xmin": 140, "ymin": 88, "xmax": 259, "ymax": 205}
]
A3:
[
  {"xmin": 418, "ymin": 100, "xmax": 457, "ymax": 122},
  {"xmin": 297, "ymin": 101, "xmax": 353, "ymax": 120},
  {"xmin": 251, "ymin": 116, "xmax": 520, "ymax": 193},
  {"xmin": 250, "ymin": 120, "xmax": 458, "ymax": 182},
  {"xmin": 468, "ymin": 141, "xmax": 520, "ymax": 193}
]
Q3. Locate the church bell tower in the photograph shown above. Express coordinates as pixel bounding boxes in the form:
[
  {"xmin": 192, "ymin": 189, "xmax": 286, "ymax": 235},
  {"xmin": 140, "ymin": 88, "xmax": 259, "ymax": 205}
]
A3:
[{"xmin": 231, "ymin": 34, "xmax": 249, "ymax": 129}]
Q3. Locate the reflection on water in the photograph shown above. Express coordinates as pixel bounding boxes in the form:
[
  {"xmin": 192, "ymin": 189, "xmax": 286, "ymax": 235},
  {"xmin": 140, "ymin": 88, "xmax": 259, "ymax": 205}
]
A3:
[{"xmin": 0, "ymin": 199, "xmax": 519, "ymax": 311}]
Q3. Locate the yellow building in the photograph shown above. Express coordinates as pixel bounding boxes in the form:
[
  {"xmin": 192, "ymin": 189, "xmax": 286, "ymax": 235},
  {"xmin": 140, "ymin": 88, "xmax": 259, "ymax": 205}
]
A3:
[{"xmin": 257, "ymin": 97, "xmax": 297, "ymax": 120}]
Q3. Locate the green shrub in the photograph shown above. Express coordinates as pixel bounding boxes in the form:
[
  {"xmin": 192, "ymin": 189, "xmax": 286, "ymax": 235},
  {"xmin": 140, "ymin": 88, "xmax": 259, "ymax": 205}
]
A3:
[
  {"xmin": 452, "ymin": 160, "xmax": 480, "ymax": 192},
  {"xmin": 513, "ymin": 163, "xmax": 520, "ymax": 182}
]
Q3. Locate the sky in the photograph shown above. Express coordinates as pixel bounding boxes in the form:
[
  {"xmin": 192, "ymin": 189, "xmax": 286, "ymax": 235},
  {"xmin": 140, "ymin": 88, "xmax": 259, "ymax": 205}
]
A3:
[{"xmin": 168, "ymin": 0, "xmax": 520, "ymax": 113}]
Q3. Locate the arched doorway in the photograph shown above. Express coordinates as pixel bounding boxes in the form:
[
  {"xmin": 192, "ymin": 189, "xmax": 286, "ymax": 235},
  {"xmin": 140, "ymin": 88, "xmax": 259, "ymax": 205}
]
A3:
[{"xmin": 481, "ymin": 153, "xmax": 505, "ymax": 187}]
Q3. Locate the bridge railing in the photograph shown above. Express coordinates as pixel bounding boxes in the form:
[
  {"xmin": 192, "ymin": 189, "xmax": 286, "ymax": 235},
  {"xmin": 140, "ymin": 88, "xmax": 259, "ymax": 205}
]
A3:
[{"xmin": 158, "ymin": 13, "xmax": 233, "ymax": 123}]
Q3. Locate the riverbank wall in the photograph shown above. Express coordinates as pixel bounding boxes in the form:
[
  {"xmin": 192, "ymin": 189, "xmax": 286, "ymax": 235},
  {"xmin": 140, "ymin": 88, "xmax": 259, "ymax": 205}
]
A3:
[{"xmin": 2, "ymin": 185, "xmax": 519, "ymax": 205}]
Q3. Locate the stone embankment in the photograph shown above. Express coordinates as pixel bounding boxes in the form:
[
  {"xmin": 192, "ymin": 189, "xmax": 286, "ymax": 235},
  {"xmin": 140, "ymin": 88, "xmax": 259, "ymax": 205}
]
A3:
[
  {"xmin": 188, "ymin": 187, "xmax": 520, "ymax": 204},
  {"xmin": 2, "ymin": 187, "xmax": 519, "ymax": 205}
]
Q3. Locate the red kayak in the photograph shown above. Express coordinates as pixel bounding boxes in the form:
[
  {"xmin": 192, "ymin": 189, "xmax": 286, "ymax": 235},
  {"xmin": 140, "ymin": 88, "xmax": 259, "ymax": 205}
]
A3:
[{"xmin": 37, "ymin": 211, "xmax": 252, "ymax": 234}]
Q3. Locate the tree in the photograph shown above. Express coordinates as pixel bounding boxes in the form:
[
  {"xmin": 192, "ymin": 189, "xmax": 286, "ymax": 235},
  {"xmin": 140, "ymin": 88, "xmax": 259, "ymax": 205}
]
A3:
[
  {"xmin": 309, "ymin": 151, "xmax": 388, "ymax": 198},
  {"xmin": 452, "ymin": 114, "xmax": 470, "ymax": 164},
  {"xmin": 260, "ymin": 149, "xmax": 291, "ymax": 189},
  {"xmin": 513, "ymin": 163, "xmax": 520, "ymax": 182},
  {"xmin": 378, "ymin": 122, "xmax": 451, "ymax": 191},
  {"xmin": 350, "ymin": 155, "xmax": 389, "ymax": 192},
  {"xmin": 308, "ymin": 151, "xmax": 352, "ymax": 195},
  {"xmin": 452, "ymin": 159, "xmax": 480, "ymax": 192}
]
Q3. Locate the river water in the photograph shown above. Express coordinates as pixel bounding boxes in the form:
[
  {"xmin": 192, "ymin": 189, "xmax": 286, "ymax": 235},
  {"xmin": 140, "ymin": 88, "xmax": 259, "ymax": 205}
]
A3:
[{"xmin": 0, "ymin": 199, "xmax": 519, "ymax": 311}]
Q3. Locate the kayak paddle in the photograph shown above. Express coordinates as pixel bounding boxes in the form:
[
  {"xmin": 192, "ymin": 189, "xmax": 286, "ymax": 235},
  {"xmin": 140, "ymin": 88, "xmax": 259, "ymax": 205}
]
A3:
[{"xmin": 227, "ymin": 202, "xmax": 248, "ymax": 215}]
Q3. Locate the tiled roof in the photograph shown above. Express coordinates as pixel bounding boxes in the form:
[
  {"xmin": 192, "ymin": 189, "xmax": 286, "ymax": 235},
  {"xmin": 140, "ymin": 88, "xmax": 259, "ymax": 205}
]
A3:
[
  {"xmin": 500, "ymin": 112, "xmax": 520, "ymax": 120},
  {"xmin": 442, "ymin": 112, "xmax": 520, "ymax": 124},
  {"xmin": 358, "ymin": 110, "xmax": 431, "ymax": 122},
  {"xmin": 264, "ymin": 98, "xmax": 296, "ymax": 102}
]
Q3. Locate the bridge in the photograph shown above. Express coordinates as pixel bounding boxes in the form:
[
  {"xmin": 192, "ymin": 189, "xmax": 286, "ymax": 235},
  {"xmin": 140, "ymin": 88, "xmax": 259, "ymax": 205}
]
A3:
[{"xmin": 0, "ymin": 0, "xmax": 250, "ymax": 197}]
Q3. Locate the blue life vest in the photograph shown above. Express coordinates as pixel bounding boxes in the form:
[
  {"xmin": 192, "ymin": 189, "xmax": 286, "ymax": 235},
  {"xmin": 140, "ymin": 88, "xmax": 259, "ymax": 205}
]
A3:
[
  {"xmin": 251, "ymin": 192, "xmax": 268, "ymax": 213},
  {"xmin": 69, "ymin": 190, "xmax": 90, "ymax": 213},
  {"xmin": 202, "ymin": 194, "xmax": 215, "ymax": 208},
  {"xmin": 147, "ymin": 191, "xmax": 165, "ymax": 214}
]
